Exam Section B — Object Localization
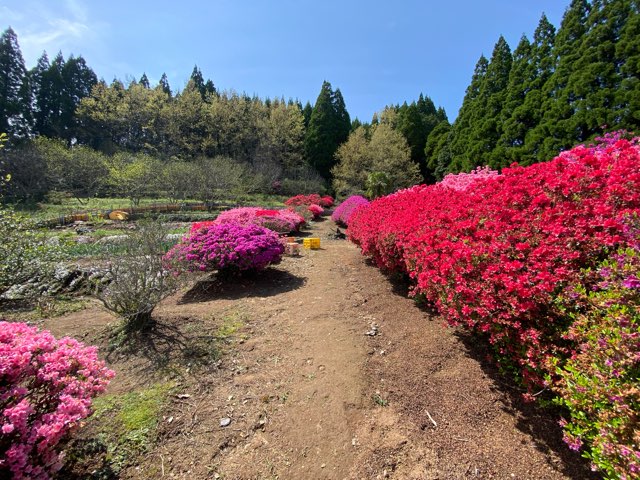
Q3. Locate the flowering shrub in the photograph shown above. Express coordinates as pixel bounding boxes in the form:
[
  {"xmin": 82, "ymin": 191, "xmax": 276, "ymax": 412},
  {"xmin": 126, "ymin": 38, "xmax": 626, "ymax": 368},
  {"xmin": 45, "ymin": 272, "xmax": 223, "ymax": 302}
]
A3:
[
  {"xmin": 331, "ymin": 195, "xmax": 370, "ymax": 227},
  {"xmin": 192, "ymin": 208, "xmax": 305, "ymax": 235},
  {"xmin": 550, "ymin": 216, "xmax": 640, "ymax": 479},
  {"xmin": 284, "ymin": 194, "xmax": 322, "ymax": 207},
  {"xmin": 439, "ymin": 166, "xmax": 500, "ymax": 191},
  {"xmin": 0, "ymin": 322, "xmax": 114, "ymax": 479},
  {"xmin": 348, "ymin": 134, "xmax": 640, "ymax": 478},
  {"xmin": 166, "ymin": 222, "xmax": 284, "ymax": 275},
  {"xmin": 319, "ymin": 196, "xmax": 334, "ymax": 208},
  {"xmin": 308, "ymin": 204, "xmax": 324, "ymax": 219}
]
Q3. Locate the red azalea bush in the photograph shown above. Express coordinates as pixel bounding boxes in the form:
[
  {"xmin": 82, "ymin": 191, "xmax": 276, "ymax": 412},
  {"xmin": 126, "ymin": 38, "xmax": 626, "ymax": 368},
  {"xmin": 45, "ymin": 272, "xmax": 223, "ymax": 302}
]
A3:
[
  {"xmin": 191, "ymin": 207, "xmax": 305, "ymax": 235},
  {"xmin": 166, "ymin": 222, "xmax": 284, "ymax": 274},
  {"xmin": 550, "ymin": 216, "xmax": 640, "ymax": 478},
  {"xmin": 349, "ymin": 136, "xmax": 640, "ymax": 386},
  {"xmin": 319, "ymin": 196, "xmax": 335, "ymax": 208},
  {"xmin": 308, "ymin": 204, "xmax": 324, "ymax": 220},
  {"xmin": 284, "ymin": 194, "xmax": 322, "ymax": 207},
  {"xmin": 331, "ymin": 195, "xmax": 370, "ymax": 227},
  {"xmin": 0, "ymin": 322, "xmax": 114, "ymax": 479},
  {"xmin": 348, "ymin": 135, "xmax": 640, "ymax": 477}
]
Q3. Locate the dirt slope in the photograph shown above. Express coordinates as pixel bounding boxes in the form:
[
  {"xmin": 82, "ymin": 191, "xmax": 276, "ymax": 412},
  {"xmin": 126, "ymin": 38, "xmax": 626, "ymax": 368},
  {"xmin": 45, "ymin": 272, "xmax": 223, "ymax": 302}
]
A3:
[{"xmin": 45, "ymin": 217, "xmax": 596, "ymax": 479}]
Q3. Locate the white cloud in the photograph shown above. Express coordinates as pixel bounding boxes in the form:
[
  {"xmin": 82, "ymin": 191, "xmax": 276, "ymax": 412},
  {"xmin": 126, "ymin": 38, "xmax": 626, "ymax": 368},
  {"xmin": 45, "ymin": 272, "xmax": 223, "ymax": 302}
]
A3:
[{"xmin": 6, "ymin": 1, "xmax": 107, "ymax": 66}]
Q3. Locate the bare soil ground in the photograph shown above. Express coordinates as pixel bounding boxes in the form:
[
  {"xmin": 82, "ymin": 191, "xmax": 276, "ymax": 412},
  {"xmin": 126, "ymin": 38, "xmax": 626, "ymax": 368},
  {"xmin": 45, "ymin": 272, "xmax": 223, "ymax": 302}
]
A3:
[{"xmin": 43, "ymin": 217, "xmax": 598, "ymax": 479}]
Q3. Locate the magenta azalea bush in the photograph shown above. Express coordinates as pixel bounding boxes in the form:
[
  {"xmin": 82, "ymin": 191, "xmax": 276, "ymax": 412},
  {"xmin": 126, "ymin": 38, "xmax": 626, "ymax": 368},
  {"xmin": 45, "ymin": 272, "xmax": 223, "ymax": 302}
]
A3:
[
  {"xmin": 0, "ymin": 322, "xmax": 114, "ymax": 480},
  {"xmin": 202, "ymin": 207, "xmax": 305, "ymax": 234},
  {"xmin": 331, "ymin": 195, "xmax": 370, "ymax": 227},
  {"xmin": 166, "ymin": 222, "xmax": 284, "ymax": 274}
]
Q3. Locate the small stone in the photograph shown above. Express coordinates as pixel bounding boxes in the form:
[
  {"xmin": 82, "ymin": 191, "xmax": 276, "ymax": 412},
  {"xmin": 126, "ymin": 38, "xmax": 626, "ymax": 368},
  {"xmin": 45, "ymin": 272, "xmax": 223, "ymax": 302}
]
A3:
[
  {"xmin": 220, "ymin": 417, "xmax": 232, "ymax": 427},
  {"xmin": 321, "ymin": 463, "xmax": 326, "ymax": 468}
]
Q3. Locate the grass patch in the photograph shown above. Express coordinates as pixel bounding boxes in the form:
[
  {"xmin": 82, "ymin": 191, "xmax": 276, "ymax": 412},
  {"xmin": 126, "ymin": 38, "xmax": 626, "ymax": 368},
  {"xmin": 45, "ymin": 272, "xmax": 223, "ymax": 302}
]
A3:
[
  {"xmin": 66, "ymin": 381, "xmax": 175, "ymax": 477},
  {"xmin": 214, "ymin": 309, "xmax": 247, "ymax": 343},
  {"xmin": 0, "ymin": 296, "xmax": 89, "ymax": 322}
]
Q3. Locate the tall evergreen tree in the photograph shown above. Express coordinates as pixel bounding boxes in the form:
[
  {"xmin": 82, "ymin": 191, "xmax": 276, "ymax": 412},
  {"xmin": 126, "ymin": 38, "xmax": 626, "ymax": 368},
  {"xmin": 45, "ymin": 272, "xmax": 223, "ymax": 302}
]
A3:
[
  {"xmin": 466, "ymin": 36, "xmax": 512, "ymax": 169},
  {"xmin": 0, "ymin": 27, "xmax": 30, "ymax": 137},
  {"xmin": 302, "ymin": 101, "xmax": 313, "ymax": 129},
  {"xmin": 139, "ymin": 73, "xmax": 150, "ymax": 89},
  {"xmin": 60, "ymin": 55, "xmax": 97, "ymax": 142},
  {"xmin": 615, "ymin": 0, "xmax": 640, "ymax": 131},
  {"xmin": 304, "ymin": 81, "xmax": 350, "ymax": 180},
  {"xmin": 529, "ymin": 0, "xmax": 590, "ymax": 161},
  {"xmin": 29, "ymin": 52, "xmax": 52, "ymax": 136},
  {"xmin": 493, "ymin": 35, "xmax": 532, "ymax": 167},
  {"xmin": 189, "ymin": 65, "xmax": 215, "ymax": 100},
  {"xmin": 158, "ymin": 73, "xmax": 172, "ymax": 97},
  {"xmin": 424, "ymin": 119, "xmax": 451, "ymax": 180},
  {"xmin": 448, "ymin": 55, "xmax": 489, "ymax": 172}
]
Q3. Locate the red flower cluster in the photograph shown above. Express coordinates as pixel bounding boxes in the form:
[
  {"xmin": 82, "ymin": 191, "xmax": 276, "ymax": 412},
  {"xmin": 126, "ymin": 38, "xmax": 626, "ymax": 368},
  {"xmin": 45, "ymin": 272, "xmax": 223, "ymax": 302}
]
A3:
[
  {"xmin": 348, "ymin": 137, "xmax": 640, "ymax": 388},
  {"xmin": 284, "ymin": 194, "xmax": 322, "ymax": 207}
]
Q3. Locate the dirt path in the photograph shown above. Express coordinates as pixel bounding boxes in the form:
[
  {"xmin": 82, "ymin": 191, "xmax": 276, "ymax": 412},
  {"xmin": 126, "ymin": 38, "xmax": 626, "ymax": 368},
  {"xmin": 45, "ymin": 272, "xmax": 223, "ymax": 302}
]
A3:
[{"xmin": 45, "ymin": 217, "xmax": 596, "ymax": 479}]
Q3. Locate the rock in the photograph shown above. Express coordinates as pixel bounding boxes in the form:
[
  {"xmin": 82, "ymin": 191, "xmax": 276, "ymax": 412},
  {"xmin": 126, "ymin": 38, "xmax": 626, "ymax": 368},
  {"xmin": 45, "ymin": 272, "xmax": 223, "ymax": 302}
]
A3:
[{"xmin": 220, "ymin": 417, "xmax": 232, "ymax": 427}]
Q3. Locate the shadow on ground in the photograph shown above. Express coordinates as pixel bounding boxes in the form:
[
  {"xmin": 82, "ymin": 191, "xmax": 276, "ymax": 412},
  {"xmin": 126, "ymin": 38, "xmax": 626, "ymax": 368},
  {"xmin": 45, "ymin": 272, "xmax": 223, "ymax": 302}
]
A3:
[
  {"xmin": 105, "ymin": 317, "xmax": 220, "ymax": 375},
  {"xmin": 453, "ymin": 330, "xmax": 599, "ymax": 480},
  {"xmin": 178, "ymin": 268, "xmax": 306, "ymax": 304}
]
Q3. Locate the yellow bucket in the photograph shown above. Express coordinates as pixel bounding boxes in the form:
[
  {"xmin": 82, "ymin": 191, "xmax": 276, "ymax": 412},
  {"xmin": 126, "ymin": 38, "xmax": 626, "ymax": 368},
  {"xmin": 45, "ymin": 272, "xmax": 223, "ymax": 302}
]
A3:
[{"xmin": 303, "ymin": 238, "xmax": 321, "ymax": 249}]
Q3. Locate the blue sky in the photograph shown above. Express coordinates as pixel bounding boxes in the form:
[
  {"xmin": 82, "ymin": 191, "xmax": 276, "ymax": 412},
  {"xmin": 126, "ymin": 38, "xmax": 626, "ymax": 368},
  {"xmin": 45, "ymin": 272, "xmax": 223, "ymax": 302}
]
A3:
[{"xmin": 2, "ymin": 0, "xmax": 569, "ymax": 122}]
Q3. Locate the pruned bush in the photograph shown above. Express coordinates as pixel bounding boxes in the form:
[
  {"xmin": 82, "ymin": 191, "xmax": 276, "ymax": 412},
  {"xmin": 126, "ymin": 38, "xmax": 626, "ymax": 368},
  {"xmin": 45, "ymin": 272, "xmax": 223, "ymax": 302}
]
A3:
[
  {"xmin": 284, "ymin": 193, "xmax": 322, "ymax": 207},
  {"xmin": 98, "ymin": 220, "xmax": 178, "ymax": 333},
  {"xmin": 347, "ymin": 134, "xmax": 640, "ymax": 478},
  {"xmin": 308, "ymin": 204, "xmax": 324, "ymax": 219},
  {"xmin": 319, "ymin": 196, "xmax": 334, "ymax": 208},
  {"xmin": 550, "ymin": 215, "xmax": 640, "ymax": 478},
  {"xmin": 331, "ymin": 195, "xmax": 370, "ymax": 227},
  {"xmin": 0, "ymin": 321, "xmax": 114, "ymax": 479},
  {"xmin": 165, "ymin": 222, "xmax": 284, "ymax": 276},
  {"xmin": 204, "ymin": 207, "xmax": 305, "ymax": 234}
]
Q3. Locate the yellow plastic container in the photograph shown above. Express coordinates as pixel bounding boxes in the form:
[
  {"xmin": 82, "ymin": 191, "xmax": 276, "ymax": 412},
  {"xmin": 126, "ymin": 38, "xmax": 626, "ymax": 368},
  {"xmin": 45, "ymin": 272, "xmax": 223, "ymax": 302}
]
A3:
[{"xmin": 303, "ymin": 238, "xmax": 321, "ymax": 249}]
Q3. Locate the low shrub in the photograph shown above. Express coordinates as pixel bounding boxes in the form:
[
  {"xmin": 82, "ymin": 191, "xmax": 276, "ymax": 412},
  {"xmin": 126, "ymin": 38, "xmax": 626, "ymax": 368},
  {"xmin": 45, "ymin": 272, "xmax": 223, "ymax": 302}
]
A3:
[
  {"xmin": 166, "ymin": 222, "xmax": 284, "ymax": 275},
  {"xmin": 331, "ymin": 195, "xmax": 370, "ymax": 227},
  {"xmin": 284, "ymin": 194, "xmax": 322, "ymax": 207},
  {"xmin": 201, "ymin": 207, "xmax": 305, "ymax": 234},
  {"xmin": 319, "ymin": 196, "xmax": 334, "ymax": 208},
  {"xmin": 308, "ymin": 204, "xmax": 324, "ymax": 219},
  {"xmin": 550, "ymin": 216, "xmax": 640, "ymax": 478},
  {"xmin": 98, "ymin": 220, "xmax": 178, "ymax": 333},
  {"xmin": 0, "ymin": 322, "xmax": 114, "ymax": 479}
]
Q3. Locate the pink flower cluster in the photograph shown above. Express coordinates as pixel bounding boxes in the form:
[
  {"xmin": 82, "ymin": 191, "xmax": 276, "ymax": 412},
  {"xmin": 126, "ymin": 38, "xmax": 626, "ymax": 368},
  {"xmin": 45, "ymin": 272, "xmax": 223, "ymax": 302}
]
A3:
[
  {"xmin": 348, "ymin": 136, "xmax": 640, "ymax": 389},
  {"xmin": 439, "ymin": 166, "xmax": 500, "ymax": 191},
  {"xmin": 192, "ymin": 207, "xmax": 305, "ymax": 235},
  {"xmin": 0, "ymin": 322, "xmax": 114, "ymax": 479},
  {"xmin": 331, "ymin": 196, "xmax": 370, "ymax": 227},
  {"xmin": 166, "ymin": 222, "xmax": 284, "ymax": 274}
]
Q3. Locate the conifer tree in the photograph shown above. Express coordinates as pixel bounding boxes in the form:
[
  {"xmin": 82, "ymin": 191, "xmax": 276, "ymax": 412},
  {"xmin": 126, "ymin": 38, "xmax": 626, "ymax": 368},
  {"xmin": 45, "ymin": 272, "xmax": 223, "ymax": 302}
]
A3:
[
  {"xmin": 29, "ymin": 52, "xmax": 52, "ymax": 136},
  {"xmin": 0, "ymin": 27, "xmax": 30, "ymax": 137},
  {"xmin": 304, "ymin": 81, "xmax": 350, "ymax": 180},
  {"xmin": 158, "ymin": 73, "xmax": 172, "ymax": 97},
  {"xmin": 529, "ymin": 0, "xmax": 589, "ymax": 161},
  {"xmin": 424, "ymin": 119, "xmax": 451, "ymax": 180},
  {"xmin": 139, "ymin": 73, "xmax": 150, "ymax": 88},
  {"xmin": 448, "ymin": 55, "xmax": 488, "ymax": 172},
  {"xmin": 615, "ymin": 0, "xmax": 640, "ymax": 131}
]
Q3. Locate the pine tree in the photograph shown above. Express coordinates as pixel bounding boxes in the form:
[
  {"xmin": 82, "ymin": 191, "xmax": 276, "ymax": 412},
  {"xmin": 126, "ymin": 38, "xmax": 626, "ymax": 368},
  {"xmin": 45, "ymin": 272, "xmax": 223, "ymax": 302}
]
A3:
[
  {"xmin": 566, "ymin": 0, "xmax": 631, "ymax": 141},
  {"xmin": 29, "ymin": 52, "xmax": 51, "ymax": 136},
  {"xmin": 304, "ymin": 81, "xmax": 351, "ymax": 180},
  {"xmin": 60, "ymin": 55, "xmax": 97, "ymax": 142},
  {"xmin": 615, "ymin": 0, "xmax": 640, "ymax": 131},
  {"xmin": 158, "ymin": 73, "xmax": 172, "ymax": 97},
  {"xmin": 494, "ymin": 35, "xmax": 532, "ymax": 167},
  {"xmin": 448, "ymin": 55, "xmax": 489, "ymax": 172},
  {"xmin": 139, "ymin": 73, "xmax": 150, "ymax": 88},
  {"xmin": 467, "ymin": 36, "xmax": 512, "ymax": 169},
  {"xmin": 0, "ymin": 27, "xmax": 30, "ymax": 137},
  {"xmin": 530, "ymin": 0, "xmax": 589, "ymax": 161},
  {"xmin": 424, "ymin": 119, "xmax": 451, "ymax": 180}
]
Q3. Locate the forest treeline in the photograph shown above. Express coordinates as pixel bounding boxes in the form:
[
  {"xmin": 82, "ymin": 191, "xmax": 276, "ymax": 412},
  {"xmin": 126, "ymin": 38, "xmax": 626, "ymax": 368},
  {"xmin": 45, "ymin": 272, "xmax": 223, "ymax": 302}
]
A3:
[{"xmin": 0, "ymin": 0, "xmax": 638, "ymax": 202}]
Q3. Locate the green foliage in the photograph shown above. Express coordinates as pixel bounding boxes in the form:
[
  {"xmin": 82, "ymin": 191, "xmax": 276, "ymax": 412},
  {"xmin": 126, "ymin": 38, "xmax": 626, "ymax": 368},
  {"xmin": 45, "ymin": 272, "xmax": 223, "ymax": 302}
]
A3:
[
  {"xmin": 332, "ymin": 123, "xmax": 421, "ymax": 197},
  {"xmin": 81, "ymin": 382, "xmax": 175, "ymax": 475},
  {"xmin": 304, "ymin": 80, "xmax": 351, "ymax": 180},
  {"xmin": 552, "ymin": 242, "xmax": 640, "ymax": 479},
  {"xmin": 0, "ymin": 27, "xmax": 30, "ymax": 138},
  {"xmin": 0, "ymin": 207, "xmax": 57, "ymax": 298}
]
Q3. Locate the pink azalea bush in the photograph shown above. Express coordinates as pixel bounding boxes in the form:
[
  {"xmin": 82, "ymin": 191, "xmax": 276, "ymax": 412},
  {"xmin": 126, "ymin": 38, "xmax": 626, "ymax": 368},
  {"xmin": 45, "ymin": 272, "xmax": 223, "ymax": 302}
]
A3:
[
  {"xmin": 319, "ymin": 196, "xmax": 335, "ymax": 208},
  {"xmin": 439, "ymin": 166, "xmax": 500, "ymax": 191},
  {"xmin": 0, "ymin": 322, "xmax": 114, "ymax": 479},
  {"xmin": 348, "ymin": 133, "xmax": 640, "ymax": 477},
  {"xmin": 331, "ymin": 195, "xmax": 370, "ymax": 227},
  {"xmin": 166, "ymin": 222, "xmax": 284, "ymax": 275},
  {"xmin": 191, "ymin": 207, "xmax": 305, "ymax": 235}
]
